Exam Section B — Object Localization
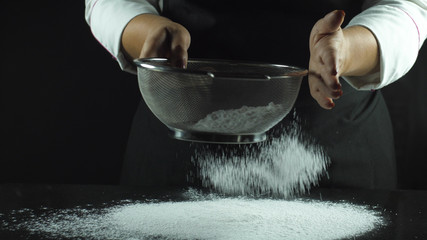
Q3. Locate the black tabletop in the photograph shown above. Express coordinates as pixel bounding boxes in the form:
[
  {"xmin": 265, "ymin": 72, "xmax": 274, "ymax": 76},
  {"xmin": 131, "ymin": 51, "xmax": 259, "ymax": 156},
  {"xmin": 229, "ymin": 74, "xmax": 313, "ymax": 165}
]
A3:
[{"xmin": 0, "ymin": 184, "xmax": 426, "ymax": 240}]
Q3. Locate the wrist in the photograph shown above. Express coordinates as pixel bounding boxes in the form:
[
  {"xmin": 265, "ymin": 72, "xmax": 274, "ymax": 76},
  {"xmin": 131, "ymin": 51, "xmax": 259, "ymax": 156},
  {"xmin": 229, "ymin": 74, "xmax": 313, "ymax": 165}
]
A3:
[{"xmin": 341, "ymin": 26, "xmax": 380, "ymax": 77}]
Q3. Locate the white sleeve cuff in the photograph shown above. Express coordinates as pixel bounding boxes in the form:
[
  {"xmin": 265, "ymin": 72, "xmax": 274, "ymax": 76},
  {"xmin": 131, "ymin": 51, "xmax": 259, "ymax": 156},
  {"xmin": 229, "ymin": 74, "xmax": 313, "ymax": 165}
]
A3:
[
  {"xmin": 86, "ymin": 0, "xmax": 159, "ymax": 74},
  {"xmin": 343, "ymin": 0, "xmax": 427, "ymax": 90}
]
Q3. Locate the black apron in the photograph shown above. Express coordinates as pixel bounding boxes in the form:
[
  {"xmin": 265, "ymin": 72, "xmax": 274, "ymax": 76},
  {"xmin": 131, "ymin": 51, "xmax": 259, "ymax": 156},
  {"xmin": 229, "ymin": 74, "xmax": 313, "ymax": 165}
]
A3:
[{"xmin": 121, "ymin": 0, "xmax": 397, "ymax": 189}]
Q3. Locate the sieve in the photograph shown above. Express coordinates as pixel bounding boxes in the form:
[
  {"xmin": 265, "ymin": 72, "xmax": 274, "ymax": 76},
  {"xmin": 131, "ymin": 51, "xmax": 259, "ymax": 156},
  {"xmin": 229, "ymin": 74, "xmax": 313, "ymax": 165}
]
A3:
[{"xmin": 134, "ymin": 58, "xmax": 307, "ymax": 144}]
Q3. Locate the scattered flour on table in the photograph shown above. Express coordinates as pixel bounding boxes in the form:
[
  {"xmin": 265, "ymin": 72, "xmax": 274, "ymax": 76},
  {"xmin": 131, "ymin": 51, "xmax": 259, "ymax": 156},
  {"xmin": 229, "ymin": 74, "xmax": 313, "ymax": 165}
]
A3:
[
  {"xmin": 192, "ymin": 120, "xmax": 330, "ymax": 198},
  {"xmin": 1, "ymin": 189, "xmax": 385, "ymax": 240},
  {"xmin": 192, "ymin": 102, "xmax": 284, "ymax": 133}
]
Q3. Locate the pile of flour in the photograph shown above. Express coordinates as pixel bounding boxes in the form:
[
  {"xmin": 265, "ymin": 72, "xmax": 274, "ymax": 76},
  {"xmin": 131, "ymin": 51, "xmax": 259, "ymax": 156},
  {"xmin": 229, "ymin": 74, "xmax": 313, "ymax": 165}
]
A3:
[
  {"xmin": 192, "ymin": 120, "xmax": 330, "ymax": 198},
  {"xmin": 1, "ymin": 189, "xmax": 384, "ymax": 240},
  {"xmin": 192, "ymin": 102, "xmax": 284, "ymax": 133}
]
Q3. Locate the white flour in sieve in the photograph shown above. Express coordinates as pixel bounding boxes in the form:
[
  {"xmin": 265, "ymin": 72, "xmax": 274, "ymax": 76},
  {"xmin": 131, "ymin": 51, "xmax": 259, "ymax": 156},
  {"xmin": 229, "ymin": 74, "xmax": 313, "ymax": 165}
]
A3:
[
  {"xmin": 192, "ymin": 102, "xmax": 283, "ymax": 133},
  {"xmin": 192, "ymin": 119, "xmax": 330, "ymax": 198},
  {"xmin": 1, "ymin": 189, "xmax": 385, "ymax": 240}
]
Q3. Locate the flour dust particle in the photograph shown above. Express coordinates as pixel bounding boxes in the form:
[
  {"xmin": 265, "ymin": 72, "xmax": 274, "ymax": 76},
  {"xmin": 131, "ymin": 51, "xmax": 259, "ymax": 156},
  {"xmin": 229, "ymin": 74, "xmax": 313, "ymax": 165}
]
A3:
[
  {"xmin": 1, "ymin": 189, "xmax": 385, "ymax": 240},
  {"xmin": 192, "ymin": 120, "xmax": 330, "ymax": 198}
]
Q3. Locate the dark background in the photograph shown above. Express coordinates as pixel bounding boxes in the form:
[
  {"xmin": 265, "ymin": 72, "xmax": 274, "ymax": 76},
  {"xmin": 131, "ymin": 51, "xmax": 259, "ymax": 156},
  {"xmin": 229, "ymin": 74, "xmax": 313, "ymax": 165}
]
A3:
[{"xmin": 1, "ymin": 1, "xmax": 426, "ymax": 189}]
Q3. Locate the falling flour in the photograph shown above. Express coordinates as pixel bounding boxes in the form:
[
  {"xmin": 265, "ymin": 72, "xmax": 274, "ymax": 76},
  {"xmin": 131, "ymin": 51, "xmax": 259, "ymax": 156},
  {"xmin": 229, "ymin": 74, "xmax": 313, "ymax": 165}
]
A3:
[
  {"xmin": 192, "ymin": 119, "xmax": 330, "ymax": 198},
  {"xmin": 192, "ymin": 102, "xmax": 284, "ymax": 133},
  {"xmin": 0, "ymin": 189, "xmax": 384, "ymax": 240}
]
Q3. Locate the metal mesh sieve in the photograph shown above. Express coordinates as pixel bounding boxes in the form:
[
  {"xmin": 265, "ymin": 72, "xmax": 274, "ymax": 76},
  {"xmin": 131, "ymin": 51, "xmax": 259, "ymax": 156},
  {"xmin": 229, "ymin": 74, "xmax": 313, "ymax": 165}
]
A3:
[{"xmin": 135, "ymin": 58, "xmax": 307, "ymax": 144}]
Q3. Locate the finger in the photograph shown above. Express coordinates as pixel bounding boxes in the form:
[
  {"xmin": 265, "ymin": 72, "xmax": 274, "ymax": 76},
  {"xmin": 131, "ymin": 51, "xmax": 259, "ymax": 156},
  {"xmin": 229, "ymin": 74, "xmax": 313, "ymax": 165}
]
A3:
[
  {"xmin": 310, "ymin": 77, "xmax": 341, "ymax": 102},
  {"xmin": 317, "ymin": 10, "xmax": 345, "ymax": 35},
  {"xmin": 308, "ymin": 72, "xmax": 334, "ymax": 109},
  {"xmin": 170, "ymin": 45, "xmax": 188, "ymax": 69},
  {"xmin": 314, "ymin": 39, "xmax": 343, "ymax": 91},
  {"xmin": 319, "ymin": 56, "xmax": 342, "ymax": 91},
  {"xmin": 310, "ymin": 57, "xmax": 342, "ymax": 97},
  {"xmin": 308, "ymin": 72, "xmax": 341, "ymax": 109},
  {"xmin": 169, "ymin": 28, "xmax": 191, "ymax": 68},
  {"xmin": 139, "ymin": 31, "xmax": 168, "ymax": 58}
]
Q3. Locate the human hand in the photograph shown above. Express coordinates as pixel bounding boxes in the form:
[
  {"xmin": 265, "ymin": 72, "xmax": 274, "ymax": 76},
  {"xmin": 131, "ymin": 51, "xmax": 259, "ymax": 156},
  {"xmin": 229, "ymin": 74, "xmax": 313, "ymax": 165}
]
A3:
[
  {"xmin": 122, "ymin": 14, "xmax": 191, "ymax": 68},
  {"xmin": 308, "ymin": 10, "xmax": 346, "ymax": 109}
]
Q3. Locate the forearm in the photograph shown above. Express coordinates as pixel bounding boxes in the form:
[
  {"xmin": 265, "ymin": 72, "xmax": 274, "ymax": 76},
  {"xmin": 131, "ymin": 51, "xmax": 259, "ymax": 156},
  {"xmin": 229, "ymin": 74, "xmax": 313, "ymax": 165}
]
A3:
[
  {"xmin": 342, "ymin": 0, "xmax": 427, "ymax": 90},
  {"xmin": 85, "ymin": 0, "xmax": 159, "ymax": 73},
  {"xmin": 341, "ymin": 26, "xmax": 380, "ymax": 77}
]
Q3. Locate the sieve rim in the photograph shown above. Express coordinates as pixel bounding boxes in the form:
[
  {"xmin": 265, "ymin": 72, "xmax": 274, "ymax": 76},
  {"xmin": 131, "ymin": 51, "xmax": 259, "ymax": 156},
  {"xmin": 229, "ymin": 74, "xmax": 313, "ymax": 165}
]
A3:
[
  {"xmin": 169, "ymin": 128, "xmax": 267, "ymax": 144},
  {"xmin": 134, "ymin": 57, "xmax": 308, "ymax": 79}
]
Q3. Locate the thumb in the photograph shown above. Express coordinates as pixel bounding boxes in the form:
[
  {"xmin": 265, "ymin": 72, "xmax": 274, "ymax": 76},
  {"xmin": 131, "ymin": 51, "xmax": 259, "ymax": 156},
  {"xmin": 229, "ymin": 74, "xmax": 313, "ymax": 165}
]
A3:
[
  {"xmin": 317, "ymin": 10, "xmax": 345, "ymax": 34},
  {"xmin": 169, "ymin": 29, "xmax": 190, "ymax": 68}
]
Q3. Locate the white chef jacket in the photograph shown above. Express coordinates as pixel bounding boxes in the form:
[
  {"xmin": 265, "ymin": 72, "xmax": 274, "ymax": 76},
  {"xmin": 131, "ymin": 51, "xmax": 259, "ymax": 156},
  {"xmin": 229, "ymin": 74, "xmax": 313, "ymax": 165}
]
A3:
[{"xmin": 85, "ymin": 0, "xmax": 427, "ymax": 90}]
